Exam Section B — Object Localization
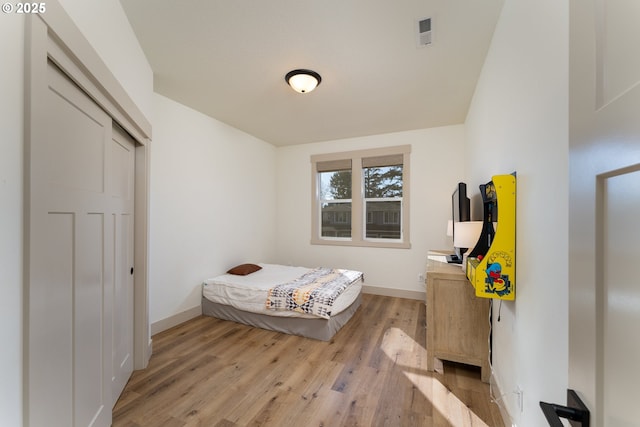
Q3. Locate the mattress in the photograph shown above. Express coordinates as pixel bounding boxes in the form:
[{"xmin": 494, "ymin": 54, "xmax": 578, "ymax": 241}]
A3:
[{"xmin": 202, "ymin": 263, "xmax": 362, "ymax": 319}]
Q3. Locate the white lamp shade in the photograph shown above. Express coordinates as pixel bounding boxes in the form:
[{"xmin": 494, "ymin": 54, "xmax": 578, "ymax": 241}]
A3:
[
  {"xmin": 288, "ymin": 74, "xmax": 318, "ymax": 93},
  {"xmin": 453, "ymin": 221, "xmax": 483, "ymax": 249},
  {"xmin": 285, "ymin": 69, "xmax": 321, "ymax": 93}
]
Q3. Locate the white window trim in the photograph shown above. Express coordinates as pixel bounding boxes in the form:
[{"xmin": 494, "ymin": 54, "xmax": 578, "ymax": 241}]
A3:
[{"xmin": 311, "ymin": 145, "xmax": 411, "ymax": 249}]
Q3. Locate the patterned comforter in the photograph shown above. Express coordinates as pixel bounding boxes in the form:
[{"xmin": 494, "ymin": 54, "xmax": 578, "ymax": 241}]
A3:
[{"xmin": 265, "ymin": 268, "xmax": 363, "ymax": 319}]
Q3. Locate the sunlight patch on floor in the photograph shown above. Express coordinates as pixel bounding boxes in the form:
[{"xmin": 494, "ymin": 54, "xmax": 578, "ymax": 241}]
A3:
[{"xmin": 381, "ymin": 327, "xmax": 490, "ymax": 427}]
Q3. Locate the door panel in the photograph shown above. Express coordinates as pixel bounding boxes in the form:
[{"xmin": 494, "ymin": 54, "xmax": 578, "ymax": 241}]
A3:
[
  {"xmin": 43, "ymin": 89, "xmax": 106, "ymax": 194},
  {"xmin": 570, "ymin": 0, "xmax": 640, "ymax": 425},
  {"xmin": 29, "ymin": 212, "xmax": 74, "ymax": 427},
  {"xmin": 75, "ymin": 213, "xmax": 107, "ymax": 426},
  {"xmin": 111, "ymin": 135, "xmax": 134, "ymax": 199}
]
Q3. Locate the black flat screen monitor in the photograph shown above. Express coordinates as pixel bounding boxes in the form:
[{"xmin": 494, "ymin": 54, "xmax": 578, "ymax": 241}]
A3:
[{"xmin": 449, "ymin": 182, "xmax": 470, "ymax": 262}]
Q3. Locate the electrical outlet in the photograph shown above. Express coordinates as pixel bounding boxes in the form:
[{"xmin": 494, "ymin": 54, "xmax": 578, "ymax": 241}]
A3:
[{"xmin": 418, "ymin": 273, "xmax": 425, "ymax": 283}]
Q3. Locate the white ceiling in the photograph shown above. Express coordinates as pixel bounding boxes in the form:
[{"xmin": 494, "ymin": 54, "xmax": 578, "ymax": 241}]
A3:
[{"xmin": 120, "ymin": 0, "xmax": 504, "ymax": 146}]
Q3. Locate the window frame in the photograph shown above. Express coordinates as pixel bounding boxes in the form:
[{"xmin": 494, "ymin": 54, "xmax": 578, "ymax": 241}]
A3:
[{"xmin": 311, "ymin": 145, "xmax": 411, "ymax": 249}]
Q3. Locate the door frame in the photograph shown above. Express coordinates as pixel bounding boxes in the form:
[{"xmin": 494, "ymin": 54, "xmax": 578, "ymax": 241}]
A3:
[{"xmin": 24, "ymin": 1, "xmax": 152, "ymax": 421}]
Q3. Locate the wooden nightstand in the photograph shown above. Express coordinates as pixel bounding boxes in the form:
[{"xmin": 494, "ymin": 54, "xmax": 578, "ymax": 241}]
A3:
[{"xmin": 425, "ymin": 254, "xmax": 491, "ymax": 382}]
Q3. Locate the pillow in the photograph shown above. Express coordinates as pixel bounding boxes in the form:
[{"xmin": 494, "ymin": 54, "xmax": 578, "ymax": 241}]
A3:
[{"xmin": 227, "ymin": 263, "xmax": 262, "ymax": 276}]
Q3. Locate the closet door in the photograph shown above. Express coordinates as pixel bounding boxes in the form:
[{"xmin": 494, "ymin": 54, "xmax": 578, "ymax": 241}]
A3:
[
  {"xmin": 111, "ymin": 125, "xmax": 136, "ymax": 405},
  {"xmin": 27, "ymin": 59, "xmax": 133, "ymax": 427}
]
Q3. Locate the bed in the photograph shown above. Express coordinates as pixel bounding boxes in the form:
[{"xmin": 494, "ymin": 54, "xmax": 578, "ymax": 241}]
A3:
[{"xmin": 201, "ymin": 263, "xmax": 363, "ymax": 341}]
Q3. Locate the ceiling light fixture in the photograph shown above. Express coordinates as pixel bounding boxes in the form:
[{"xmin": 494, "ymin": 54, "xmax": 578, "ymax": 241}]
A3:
[{"xmin": 285, "ymin": 69, "xmax": 322, "ymax": 93}]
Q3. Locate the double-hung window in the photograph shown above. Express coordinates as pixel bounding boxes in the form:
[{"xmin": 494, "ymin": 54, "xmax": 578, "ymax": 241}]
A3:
[{"xmin": 311, "ymin": 145, "xmax": 411, "ymax": 249}]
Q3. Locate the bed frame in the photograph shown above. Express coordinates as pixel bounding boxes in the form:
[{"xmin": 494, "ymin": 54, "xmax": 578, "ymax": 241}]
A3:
[{"xmin": 201, "ymin": 293, "xmax": 362, "ymax": 341}]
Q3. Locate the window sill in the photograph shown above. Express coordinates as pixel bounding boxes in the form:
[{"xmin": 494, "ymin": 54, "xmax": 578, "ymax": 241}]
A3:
[{"xmin": 310, "ymin": 238, "xmax": 411, "ymax": 249}]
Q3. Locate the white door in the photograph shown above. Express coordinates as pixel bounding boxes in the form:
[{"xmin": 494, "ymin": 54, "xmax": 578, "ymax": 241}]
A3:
[
  {"xmin": 110, "ymin": 126, "xmax": 136, "ymax": 405},
  {"xmin": 569, "ymin": 0, "xmax": 640, "ymax": 426},
  {"xmin": 27, "ymin": 60, "xmax": 134, "ymax": 427}
]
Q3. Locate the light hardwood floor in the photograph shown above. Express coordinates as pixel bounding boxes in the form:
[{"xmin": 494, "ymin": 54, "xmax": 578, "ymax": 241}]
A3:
[{"xmin": 113, "ymin": 294, "xmax": 504, "ymax": 427}]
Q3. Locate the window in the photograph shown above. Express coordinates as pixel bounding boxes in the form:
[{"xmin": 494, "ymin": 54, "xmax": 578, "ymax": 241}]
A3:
[
  {"xmin": 311, "ymin": 145, "xmax": 411, "ymax": 249},
  {"xmin": 363, "ymin": 156, "xmax": 403, "ymax": 239},
  {"xmin": 318, "ymin": 159, "xmax": 352, "ymax": 238}
]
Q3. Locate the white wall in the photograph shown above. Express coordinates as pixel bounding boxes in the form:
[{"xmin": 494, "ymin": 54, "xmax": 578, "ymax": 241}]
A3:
[
  {"xmin": 0, "ymin": 2, "xmax": 152, "ymax": 425},
  {"xmin": 149, "ymin": 94, "xmax": 277, "ymax": 325},
  {"xmin": 464, "ymin": 0, "xmax": 569, "ymax": 425},
  {"xmin": 275, "ymin": 126, "xmax": 465, "ymax": 295}
]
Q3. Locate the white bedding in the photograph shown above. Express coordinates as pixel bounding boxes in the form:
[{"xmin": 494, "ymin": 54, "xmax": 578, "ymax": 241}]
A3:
[{"xmin": 202, "ymin": 263, "xmax": 362, "ymax": 319}]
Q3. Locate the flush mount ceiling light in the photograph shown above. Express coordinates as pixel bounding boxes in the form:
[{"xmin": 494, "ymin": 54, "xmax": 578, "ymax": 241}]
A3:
[{"xmin": 285, "ymin": 69, "xmax": 322, "ymax": 93}]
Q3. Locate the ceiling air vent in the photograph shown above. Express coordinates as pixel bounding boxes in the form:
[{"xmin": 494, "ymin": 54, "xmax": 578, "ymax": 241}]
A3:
[{"xmin": 417, "ymin": 17, "xmax": 432, "ymax": 47}]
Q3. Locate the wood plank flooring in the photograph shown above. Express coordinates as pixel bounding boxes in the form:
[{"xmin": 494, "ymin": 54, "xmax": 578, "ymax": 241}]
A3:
[{"xmin": 113, "ymin": 294, "xmax": 504, "ymax": 427}]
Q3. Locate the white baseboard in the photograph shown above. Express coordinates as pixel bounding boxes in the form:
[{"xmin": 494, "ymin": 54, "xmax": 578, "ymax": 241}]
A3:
[
  {"xmin": 151, "ymin": 305, "xmax": 202, "ymax": 336},
  {"xmin": 146, "ymin": 338, "xmax": 153, "ymax": 367},
  {"xmin": 362, "ymin": 284, "xmax": 425, "ymax": 301}
]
